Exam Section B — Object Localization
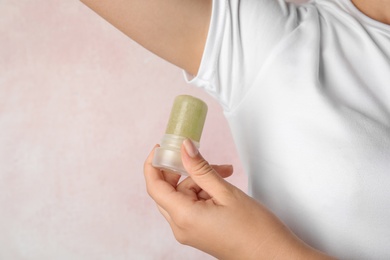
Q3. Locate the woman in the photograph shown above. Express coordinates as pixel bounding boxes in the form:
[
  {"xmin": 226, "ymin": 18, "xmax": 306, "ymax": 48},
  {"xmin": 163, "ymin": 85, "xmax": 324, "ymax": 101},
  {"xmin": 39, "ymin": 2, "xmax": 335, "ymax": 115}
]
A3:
[{"xmin": 81, "ymin": 0, "xmax": 390, "ymax": 258}]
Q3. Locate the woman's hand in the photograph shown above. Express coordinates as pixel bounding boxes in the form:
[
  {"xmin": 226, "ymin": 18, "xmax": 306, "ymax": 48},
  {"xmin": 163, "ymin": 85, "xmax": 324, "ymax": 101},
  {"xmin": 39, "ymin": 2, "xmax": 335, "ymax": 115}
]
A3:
[{"xmin": 144, "ymin": 140, "xmax": 333, "ymax": 259}]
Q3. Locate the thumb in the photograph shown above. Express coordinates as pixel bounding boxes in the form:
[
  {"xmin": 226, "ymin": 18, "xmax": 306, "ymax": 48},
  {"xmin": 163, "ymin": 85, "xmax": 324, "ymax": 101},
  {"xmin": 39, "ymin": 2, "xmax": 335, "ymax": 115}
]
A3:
[{"xmin": 181, "ymin": 139, "xmax": 233, "ymax": 201}]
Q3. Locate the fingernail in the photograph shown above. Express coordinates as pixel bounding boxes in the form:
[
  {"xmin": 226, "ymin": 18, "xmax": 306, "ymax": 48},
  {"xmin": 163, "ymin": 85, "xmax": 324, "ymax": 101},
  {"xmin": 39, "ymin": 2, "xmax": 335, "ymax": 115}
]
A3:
[
  {"xmin": 224, "ymin": 165, "xmax": 233, "ymax": 170},
  {"xmin": 183, "ymin": 139, "xmax": 198, "ymax": 158}
]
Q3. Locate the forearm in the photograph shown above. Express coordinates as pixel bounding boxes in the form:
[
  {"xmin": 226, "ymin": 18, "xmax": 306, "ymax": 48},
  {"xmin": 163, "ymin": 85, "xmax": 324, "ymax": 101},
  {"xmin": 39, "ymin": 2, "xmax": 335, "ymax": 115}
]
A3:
[
  {"xmin": 220, "ymin": 203, "xmax": 335, "ymax": 260},
  {"xmin": 275, "ymin": 236, "xmax": 336, "ymax": 260},
  {"xmin": 80, "ymin": 0, "xmax": 211, "ymax": 74}
]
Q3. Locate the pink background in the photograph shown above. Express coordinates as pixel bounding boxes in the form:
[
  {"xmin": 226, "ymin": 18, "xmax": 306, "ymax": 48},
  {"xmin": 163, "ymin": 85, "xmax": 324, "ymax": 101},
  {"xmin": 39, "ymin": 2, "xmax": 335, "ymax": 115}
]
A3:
[{"xmin": 0, "ymin": 1, "xmax": 246, "ymax": 259}]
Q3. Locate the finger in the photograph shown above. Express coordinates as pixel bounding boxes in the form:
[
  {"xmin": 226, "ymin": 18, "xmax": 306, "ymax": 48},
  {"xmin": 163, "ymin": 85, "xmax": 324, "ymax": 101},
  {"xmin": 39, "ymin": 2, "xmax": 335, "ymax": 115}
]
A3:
[
  {"xmin": 177, "ymin": 175, "xmax": 217, "ymax": 201},
  {"xmin": 144, "ymin": 146, "xmax": 178, "ymax": 203},
  {"xmin": 176, "ymin": 176, "xmax": 202, "ymax": 200},
  {"xmin": 156, "ymin": 204, "xmax": 183, "ymax": 240},
  {"xmin": 197, "ymin": 189, "xmax": 212, "ymax": 200},
  {"xmin": 161, "ymin": 169, "xmax": 182, "ymax": 187},
  {"xmin": 174, "ymin": 165, "xmax": 232, "ymax": 200},
  {"xmin": 181, "ymin": 139, "xmax": 234, "ymax": 203},
  {"xmin": 176, "ymin": 165, "xmax": 233, "ymax": 195},
  {"xmin": 144, "ymin": 145, "xmax": 195, "ymax": 212},
  {"xmin": 177, "ymin": 178, "xmax": 213, "ymax": 201},
  {"xmin": 211, "ymin": 164, "xmax": 234, "ymax": 178},
  {"xmin": 157, "ymin": 204, "xmax": 172, "ymax": 222},
  {"xmin": 144, "ymin": 145, "xmax": 165, "ymax": 182},
  {"xmin": 147, "ymin": 144, "xmax": 182, "ymax": 187}
]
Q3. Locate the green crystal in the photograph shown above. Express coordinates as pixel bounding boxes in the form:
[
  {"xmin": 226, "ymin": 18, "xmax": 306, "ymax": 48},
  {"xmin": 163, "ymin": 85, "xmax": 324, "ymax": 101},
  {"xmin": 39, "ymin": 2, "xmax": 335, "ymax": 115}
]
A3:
[{"xmin": 165, "ymin": 95, "xmax": 208, "ymax": 142}]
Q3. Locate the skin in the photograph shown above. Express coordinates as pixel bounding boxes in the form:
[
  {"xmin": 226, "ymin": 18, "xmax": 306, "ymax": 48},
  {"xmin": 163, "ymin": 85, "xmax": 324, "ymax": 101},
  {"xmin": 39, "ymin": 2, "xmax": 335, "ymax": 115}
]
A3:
[
  {"xmin": 144, "ymin": 141, "xmax": 334, "ymax": 259},
  {"xmin": 79, "ymin": 0, "xmax": 390, "ymax": 77},
  {"xmin": 80, "ymin": 0, "xmax": 390, "ymax": 258},
  {"xmin": 352, "ymin": 0, "xmax": 390, "ymax": 25},
  {"xmin": 80, "ymin": 0, "xmax": 212, "ymax": 75}
]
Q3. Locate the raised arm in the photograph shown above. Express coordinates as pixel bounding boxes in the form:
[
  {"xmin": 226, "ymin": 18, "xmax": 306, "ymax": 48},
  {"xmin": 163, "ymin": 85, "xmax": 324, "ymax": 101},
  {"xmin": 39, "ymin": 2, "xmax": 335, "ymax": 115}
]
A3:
[{"xmin": 80, "ymin": 0, "xmax": 212, "ymax": 75}]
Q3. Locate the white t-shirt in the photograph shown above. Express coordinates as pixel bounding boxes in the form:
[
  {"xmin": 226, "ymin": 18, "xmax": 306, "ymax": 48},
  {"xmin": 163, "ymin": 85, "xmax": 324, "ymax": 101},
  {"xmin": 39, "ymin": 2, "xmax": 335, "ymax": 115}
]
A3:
[{"xmin": 187, "ymin": 0, "xmax": 390, "ymax": 258}]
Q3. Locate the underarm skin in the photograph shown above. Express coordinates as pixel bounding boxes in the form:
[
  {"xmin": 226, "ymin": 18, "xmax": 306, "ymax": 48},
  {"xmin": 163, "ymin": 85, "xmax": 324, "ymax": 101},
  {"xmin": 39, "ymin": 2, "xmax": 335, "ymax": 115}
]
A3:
[
  {"xmin": 351, "ymin": 0, "xmax": 390, "ymax": 24},
  {"xmin": 80, "ymin": 0, "xmax": 212, "ymax": 75}
]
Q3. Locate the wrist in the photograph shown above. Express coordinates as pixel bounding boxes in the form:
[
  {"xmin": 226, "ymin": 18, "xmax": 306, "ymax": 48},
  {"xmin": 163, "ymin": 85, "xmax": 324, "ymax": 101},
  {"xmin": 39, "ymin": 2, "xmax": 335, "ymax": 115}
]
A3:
[
  {"xmin": 247, "ymin": 226, "xmax": 334, "ymax": 260},
  {"xmin": 275, "ymin": 234, "xmax": 336, "ymax": 260}
]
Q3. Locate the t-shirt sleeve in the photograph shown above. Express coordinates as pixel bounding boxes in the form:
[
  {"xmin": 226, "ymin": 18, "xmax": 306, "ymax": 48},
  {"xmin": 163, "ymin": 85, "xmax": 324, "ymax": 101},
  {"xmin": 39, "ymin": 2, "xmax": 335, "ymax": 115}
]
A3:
[{"xmin": 185, "ymin": 0, "xmax": 304, "ymax": 112}]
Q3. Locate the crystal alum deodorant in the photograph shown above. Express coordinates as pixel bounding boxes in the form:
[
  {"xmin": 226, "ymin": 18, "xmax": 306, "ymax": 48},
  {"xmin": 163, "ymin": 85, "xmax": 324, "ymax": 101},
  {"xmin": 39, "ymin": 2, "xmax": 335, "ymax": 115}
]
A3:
[{"xmin": 152, "ymin": 95, "xmax": 208, "ymax": 175}]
